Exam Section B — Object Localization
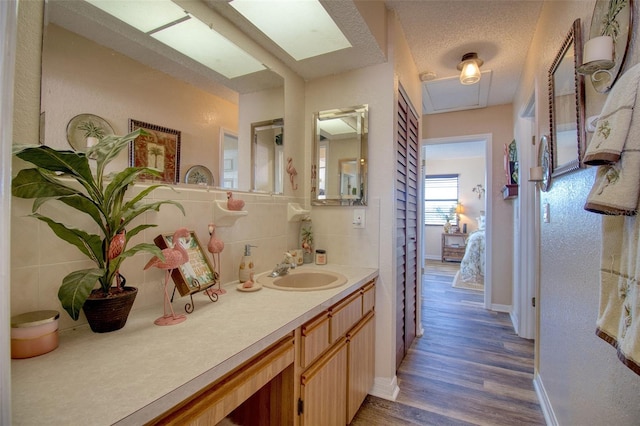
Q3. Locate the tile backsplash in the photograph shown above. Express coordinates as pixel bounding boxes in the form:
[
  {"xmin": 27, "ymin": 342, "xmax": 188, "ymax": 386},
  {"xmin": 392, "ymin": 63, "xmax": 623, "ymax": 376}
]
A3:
[{"xmin": 10, "ymin": 185, "xmax": 377, "ymax": 331}]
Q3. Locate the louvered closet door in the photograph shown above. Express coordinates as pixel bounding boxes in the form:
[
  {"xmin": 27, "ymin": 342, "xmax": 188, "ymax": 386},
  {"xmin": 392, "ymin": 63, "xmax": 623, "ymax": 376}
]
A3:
[{"xmin": 395, "ymin": 87, "xmax": 419, "ymax": 369}]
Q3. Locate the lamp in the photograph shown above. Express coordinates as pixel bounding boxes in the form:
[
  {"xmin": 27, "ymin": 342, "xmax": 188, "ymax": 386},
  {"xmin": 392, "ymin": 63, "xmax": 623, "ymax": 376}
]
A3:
[
  {"xmin": 457, "ymin": 52, "xmax": 483, "ymax": 85},
  {"xmin": 455, "ymin": 203, "xmax": 464, "ymax": 223}
]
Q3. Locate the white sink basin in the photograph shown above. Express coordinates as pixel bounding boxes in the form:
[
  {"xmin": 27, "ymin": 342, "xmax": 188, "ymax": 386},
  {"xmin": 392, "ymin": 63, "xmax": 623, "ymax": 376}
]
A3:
[{"xmin": 258, "ymin": 269, "xmax": 347, "ymax": 291}]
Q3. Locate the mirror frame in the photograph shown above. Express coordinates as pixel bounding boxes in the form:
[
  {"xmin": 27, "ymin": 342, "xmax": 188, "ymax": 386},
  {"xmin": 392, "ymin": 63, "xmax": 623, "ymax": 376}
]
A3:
[
  {"xmin": 548, "ymin": 18, "xmax": 586, "ymax": 177},
  {"xmin": 311, "ymin": 105, "xmax": 368, "ymax": 206}
]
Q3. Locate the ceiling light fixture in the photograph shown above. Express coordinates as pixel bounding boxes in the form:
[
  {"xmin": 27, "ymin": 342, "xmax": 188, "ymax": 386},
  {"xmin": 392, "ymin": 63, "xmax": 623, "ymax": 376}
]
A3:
[{"xmin": 457, "ymin": 52, "xmax": 483, "ymax": 85}]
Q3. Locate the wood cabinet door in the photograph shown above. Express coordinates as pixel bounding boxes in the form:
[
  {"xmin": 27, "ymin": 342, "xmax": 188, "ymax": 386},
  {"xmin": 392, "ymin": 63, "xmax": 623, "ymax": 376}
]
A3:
[
  {"xmin": 347, "ymin": 312, "xmax": 375, "ymax": 423},
  {"xmin": 300, "ymin": 338, "xmax": 348, "ymax": 426},
  {"xmin": 395, "ymin": 85, "xmax": 419, "ymax": 369}
]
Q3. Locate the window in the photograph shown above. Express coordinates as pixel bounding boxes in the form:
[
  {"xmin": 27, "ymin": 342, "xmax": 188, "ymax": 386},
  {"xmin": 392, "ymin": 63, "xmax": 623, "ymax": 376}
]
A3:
[{"xmin": 424, "ymin": 174, "xmax": 459, "ymax": 225}]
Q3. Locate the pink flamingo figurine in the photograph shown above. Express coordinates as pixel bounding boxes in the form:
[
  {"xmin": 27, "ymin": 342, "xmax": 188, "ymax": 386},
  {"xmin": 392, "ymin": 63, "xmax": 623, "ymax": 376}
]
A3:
[
  {"xmin": 286, "ymin": 157, "xmax": 298, "ymax": 190},
  {"xmin": 108, "ymin": 228, "xmax": 126, "ymax": 291},
  {"xmin": 226, "ymin": 191, "xmax": 245, "ymax": 211},
  {"xmin": 206, "ymin": 223, "xmax": 226, "ymax": 295},
  {"xmin": 144, "ymin": 227, "xmax": 190, "ymax": 326}
]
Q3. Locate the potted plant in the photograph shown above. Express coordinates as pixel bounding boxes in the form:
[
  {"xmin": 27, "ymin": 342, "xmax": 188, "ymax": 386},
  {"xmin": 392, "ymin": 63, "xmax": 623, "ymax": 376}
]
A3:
[{"xmin": 12, "ymin": 129, "xmax": 184, "ymax": 332}]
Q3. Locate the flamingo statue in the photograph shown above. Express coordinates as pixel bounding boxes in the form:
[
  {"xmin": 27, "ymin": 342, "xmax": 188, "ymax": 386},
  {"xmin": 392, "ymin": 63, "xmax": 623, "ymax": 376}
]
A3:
[
  {"xmin": 206, "ymin": 223, "xmax": 226, "ymax": 295},
  {"xmin": 144, "ymin": 227, "xmax": 190, "ymax": 326},
  {"xmin": 286, "ymin": 157, "xmax": 298, "ymax": 190},
  {"xmin": 226, "ymin": 191, "xmax": 245, "ymax": 211}
]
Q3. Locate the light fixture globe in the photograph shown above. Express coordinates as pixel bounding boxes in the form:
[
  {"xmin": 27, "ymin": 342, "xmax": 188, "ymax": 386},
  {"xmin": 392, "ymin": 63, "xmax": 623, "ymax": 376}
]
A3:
[{"xmin": 457, "ymin": 52, "xmax": 483, "ymax": 85}]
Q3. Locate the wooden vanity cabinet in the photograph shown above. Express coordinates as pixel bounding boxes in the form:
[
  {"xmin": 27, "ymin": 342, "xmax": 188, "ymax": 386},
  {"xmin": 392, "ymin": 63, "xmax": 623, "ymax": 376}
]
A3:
[
  {"xmin": 347, "ymin": 311, "xmax": 375, "ymax": 423},
  {"xmin": 148, "ymin": 278, "xmax": 376, "ymax": 426},
  {"xmin": 298, "ymin": 279, "xmax": 376, "ymax": 426},
  {"xmin": 148, "ymin": 334, "xmax": 295, "ymax": 426},
  {"xmin": 299, "ymin": 337, "xmax": 349, "ymax": 426}
]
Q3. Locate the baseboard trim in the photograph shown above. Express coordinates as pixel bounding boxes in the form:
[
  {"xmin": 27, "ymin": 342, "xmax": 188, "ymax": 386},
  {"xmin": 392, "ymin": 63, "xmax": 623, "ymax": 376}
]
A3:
[
  {"xmin": 510, "ymin": 311, "xmax": 519, "ymax": 334},
  {"xmin": 534, "ymin": 372, "xmax": 558, "ymax": 426},
  {"xmin": 491, "ymin": 303, "xmax": 511, "ymax": 313},
  {"xmin": 369, "ymin": 375, "xmax": 400, "ymax": 401}
]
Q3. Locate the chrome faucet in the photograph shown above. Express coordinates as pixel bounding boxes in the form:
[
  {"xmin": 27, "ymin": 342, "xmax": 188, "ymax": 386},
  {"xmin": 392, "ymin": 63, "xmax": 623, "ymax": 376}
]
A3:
[{"xmin": 269, "ymin": 253, "xmax": 295, "ymax": 277}]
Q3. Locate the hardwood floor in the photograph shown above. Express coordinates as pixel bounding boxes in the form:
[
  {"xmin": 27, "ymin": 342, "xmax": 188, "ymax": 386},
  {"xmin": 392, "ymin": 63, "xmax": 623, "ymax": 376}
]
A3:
[{"xmin": 351, "ymin": 260, "xmax": 545, "ymax": 425}]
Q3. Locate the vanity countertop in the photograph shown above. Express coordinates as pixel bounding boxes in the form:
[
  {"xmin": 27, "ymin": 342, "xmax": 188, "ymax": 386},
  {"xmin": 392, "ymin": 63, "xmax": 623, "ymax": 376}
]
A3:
[{"xmin": 11, "ymin": 264, "xmax": 378, "ymax": 425}]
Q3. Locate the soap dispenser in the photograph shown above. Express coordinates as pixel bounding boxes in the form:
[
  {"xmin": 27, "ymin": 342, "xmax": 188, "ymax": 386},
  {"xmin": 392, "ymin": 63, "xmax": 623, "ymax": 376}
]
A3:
[{"xmin": 239, "ymin": 244, "xmax": 256, "ymax": 283}]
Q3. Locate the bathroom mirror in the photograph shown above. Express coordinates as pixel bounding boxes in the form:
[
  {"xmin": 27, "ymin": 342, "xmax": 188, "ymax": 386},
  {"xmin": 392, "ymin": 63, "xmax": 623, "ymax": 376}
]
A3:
[
  {"xmin": 548, "ymin": 18, "xmax": 585, "ymax": 177},
  {"xmin": 312, "ymin": 105, "xmax": 368, "ymax": 206},
  {"xmin": 251, "ymin": 118, "xmax": 284, "ymax": 194},
  {"xmin": 40, "ymin": 0, "xmax": 284, "ymax": 189}
]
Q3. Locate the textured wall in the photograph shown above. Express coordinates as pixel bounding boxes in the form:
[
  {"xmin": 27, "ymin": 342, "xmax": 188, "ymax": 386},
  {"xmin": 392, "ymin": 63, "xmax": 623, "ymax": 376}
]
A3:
[{"xmin": 514, "ymin": 1, "xmax": 640, "ymax": 424}]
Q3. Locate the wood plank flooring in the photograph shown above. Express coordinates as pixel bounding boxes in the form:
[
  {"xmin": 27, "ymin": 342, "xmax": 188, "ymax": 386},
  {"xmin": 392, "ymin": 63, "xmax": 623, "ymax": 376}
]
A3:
[{"xmin": 351, "ymin": 260, "xmax": 545, "ymax": 425}]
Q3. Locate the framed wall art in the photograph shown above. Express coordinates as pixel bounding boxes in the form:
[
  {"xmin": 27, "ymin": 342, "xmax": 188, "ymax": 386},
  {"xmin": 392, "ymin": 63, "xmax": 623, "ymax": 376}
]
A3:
[
  {"xmin": 129, "ymin": 119, "xmax": 181, "ymax": 183},
  {"xmin": 153, "ymin": 231, "xmax": 218, "ymax": 297}
]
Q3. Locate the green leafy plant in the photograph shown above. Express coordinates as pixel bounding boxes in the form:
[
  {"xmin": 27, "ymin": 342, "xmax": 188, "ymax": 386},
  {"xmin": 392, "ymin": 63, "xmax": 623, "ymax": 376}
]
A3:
[
  {"xmin": 436, "ymin": 206, "xmax": 456, "ymax": 222},
  {"xmin": 12, "ymin": 129, "xmax": 184, "ymax": 320}
]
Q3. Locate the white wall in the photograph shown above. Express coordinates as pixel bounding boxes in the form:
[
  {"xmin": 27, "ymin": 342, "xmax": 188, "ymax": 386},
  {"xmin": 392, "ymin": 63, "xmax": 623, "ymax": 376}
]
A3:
[
  {"xmin": 423, "ymin": 154, "xmax": 486, "ymax": 260},
  {"xmin": 512, "ymin": 1, "xmax": 640, "ymax": 424}
]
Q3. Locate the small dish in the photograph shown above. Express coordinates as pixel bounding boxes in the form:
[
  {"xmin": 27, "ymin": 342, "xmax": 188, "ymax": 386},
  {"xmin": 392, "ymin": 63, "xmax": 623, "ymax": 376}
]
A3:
[
  {"xmin": 236, "ymin": 282, "xmax": 262, "ymax": 292},
  {"xmin": 185, "ymin": 165, "xmax": 214, "ymax": 186},
  {"xmin": 66, "ymin": 114, "xmax": 114, "ymax": 152}
]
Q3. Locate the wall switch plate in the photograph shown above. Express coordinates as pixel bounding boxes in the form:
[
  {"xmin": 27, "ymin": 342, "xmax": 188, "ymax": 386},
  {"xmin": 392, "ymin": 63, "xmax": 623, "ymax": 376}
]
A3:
[
  {"xmin": 353, "ymin": 209, "xmax": 365, "ymax": 228},
  {"xmin": 543, "ymin": 203, "xmax": 550, "ymax": 223}
]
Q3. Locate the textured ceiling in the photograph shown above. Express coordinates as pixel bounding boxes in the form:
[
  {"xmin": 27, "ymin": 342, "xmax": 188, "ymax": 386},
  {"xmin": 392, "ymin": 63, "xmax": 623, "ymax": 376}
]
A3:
[{"xmin": 385, "ymin": 0, "xmax": 544, "ymax": 113}]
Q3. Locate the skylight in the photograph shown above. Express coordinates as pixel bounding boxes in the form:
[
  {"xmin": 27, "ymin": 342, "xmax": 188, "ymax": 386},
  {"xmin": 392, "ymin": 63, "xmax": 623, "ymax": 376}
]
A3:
[
  {"xmin": 86, "ymin": 0, "xmax": 266, "ymax": 79},
  {"xmin": 229, "ymin": 0, "xmax": 352, "ymax": 61}
]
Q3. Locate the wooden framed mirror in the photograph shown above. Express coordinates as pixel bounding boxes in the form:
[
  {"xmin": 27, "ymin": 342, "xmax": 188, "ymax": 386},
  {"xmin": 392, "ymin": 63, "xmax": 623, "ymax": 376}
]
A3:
[
  {"xmin": 548, "ymin": 18, "xmax": 586, "ymax": 177},
  {"xmin": 312, "ymin": 105, "xmax": 368, "ymax": 206}
]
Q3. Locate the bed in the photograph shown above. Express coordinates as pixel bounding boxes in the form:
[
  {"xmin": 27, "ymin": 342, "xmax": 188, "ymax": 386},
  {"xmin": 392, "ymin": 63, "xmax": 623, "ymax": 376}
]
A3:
[{"xmin": 459, "ymin": 220, "xmax": 485, "ymax": 283}]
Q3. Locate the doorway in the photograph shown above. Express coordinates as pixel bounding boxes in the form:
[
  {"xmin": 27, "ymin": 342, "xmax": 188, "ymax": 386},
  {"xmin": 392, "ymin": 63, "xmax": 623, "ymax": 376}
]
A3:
[{"xmin": 423, "ymin": 134, "xmax": 493, "ymax": 307}]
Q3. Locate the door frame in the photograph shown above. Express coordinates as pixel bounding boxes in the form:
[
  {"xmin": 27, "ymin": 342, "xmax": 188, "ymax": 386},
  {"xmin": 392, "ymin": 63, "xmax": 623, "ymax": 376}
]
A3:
[{"xmin": 422, "ymin": 134, "xmax": 493, "ymax": 308}]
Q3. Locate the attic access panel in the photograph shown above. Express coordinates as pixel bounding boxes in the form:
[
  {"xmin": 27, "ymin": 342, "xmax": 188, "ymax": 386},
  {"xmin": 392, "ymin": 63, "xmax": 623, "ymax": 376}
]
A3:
[{"xmin": 422, "ymin": 71, "xmax": 492, "ymax": 114}]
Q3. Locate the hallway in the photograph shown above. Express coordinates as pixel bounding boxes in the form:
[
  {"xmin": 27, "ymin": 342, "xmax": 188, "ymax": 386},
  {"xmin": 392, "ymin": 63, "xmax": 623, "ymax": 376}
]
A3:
[{"xmin": 352, "ymin": 261, "xmax": 545, "ymax": 425}]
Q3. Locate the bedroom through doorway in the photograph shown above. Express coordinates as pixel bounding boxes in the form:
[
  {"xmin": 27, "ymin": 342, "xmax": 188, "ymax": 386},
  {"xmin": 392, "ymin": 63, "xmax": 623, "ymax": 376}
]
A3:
[{"xmin": 423, "ymin": 136, "xmax": 488, "ymax": 304}]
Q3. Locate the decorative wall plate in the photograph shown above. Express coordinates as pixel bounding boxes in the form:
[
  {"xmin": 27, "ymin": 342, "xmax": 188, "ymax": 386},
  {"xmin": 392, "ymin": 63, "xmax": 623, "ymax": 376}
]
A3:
[
  {"xmin": 185, "ymin": 165, "xmax": 213, "ymax": 186},
  {"xmin": 66, "ymin": 113, "xmax": 114, "ymax": 152}
]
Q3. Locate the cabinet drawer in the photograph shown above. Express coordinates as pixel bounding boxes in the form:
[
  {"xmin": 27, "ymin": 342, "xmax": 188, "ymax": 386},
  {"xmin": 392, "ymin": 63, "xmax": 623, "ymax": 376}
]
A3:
[
  {"xmin": 301, "ymin": 312, "xmax": 330, "ymax": 369},
  {"xmin": 330, "ymin": 291, "xmax": 362, "ymax": 343},
  {"xmin": 362, "ymin": 280, "xmax": 375, "ymax": 314}
]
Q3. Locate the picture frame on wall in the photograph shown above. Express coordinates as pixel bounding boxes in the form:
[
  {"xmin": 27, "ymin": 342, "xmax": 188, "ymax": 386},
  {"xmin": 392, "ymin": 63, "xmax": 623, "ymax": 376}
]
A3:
[
  {"xmin": 129, "ymin": 119, "xmax": 181, "ymax": 183},
  {"xmin": 153, "ymin": 231, "xmax": 218, "ymax": 297}
]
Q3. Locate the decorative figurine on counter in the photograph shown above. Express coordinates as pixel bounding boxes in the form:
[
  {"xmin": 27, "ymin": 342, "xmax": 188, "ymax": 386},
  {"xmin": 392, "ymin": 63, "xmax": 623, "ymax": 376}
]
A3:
[
  {"xmin": 206, "ymin": 223, "xmax": 226, "ymax": 296},
  {"xmin": 226, "ymin": 191, "xmax": 245, "ymax": 211},
  {"xmin": 144, "ymin": 227, "xmax": 190, "ymax": 326},
  {"xmin": 108, "ymin": 228, "xmax": 126, "ymax": 290},
  {"xmin": 286, "ymin": 157, "xmax": 298, "ymax": 190}
]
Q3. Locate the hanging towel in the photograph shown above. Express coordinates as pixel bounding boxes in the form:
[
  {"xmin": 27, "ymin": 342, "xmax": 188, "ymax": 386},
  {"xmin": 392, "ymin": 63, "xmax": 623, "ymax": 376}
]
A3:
[
  {"xmin": 584, "ymin": 63, "xmax": 640, "ymax": 375},
  {"xmin": 583, "ymin": 62, "xmax": 640, "ymax": 215},
  {"xmin": 595, "ymin": 215, "xmax": 640, "ymax": 375}
]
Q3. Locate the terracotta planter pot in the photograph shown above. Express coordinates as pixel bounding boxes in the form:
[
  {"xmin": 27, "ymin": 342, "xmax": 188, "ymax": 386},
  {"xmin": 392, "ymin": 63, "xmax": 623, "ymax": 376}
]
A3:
[{"xmin": 83, "ymin": 287, "xmax": 138, "ymax": 333}]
